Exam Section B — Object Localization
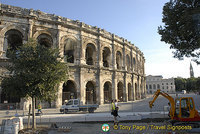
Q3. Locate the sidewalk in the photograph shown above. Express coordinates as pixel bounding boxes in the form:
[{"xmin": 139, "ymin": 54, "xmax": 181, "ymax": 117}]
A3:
[
  {"xmin": 0, "ymin": 109, "xmax": 170, "ymax": 124},
  {"xmin": 22, "ymin": 111, "xmax": 170, "ymax": 123}
]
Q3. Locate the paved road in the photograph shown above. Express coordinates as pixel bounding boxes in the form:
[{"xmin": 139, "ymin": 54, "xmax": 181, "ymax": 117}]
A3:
[
  {"xmin": 1, "ymin": 93, "xmax": 200, "ymax": 117},
  {"xmin": 1, "ymin": 93, "xmax": 200, "ymax": 133},
  {"xmin": 96, "ymin": 93, "xmax": 200, "ymax": 113}
]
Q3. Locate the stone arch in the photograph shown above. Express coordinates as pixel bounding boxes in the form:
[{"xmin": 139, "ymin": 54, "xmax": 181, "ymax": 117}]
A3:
[
  {"xmin": 85, "ymin": 81, "xmax": 96, "ymax": 104},
  {"xmin": 116, "ymin": 51, "xmax": 122, "ymax": 69},
  {"xmin": 117, "ymin": 81, "xmax": 123, "ymax": 102},
  {"xmin": 33, "ymin": 31, "xmax": 55, "ymax": 47},
  {"xmin": 62, "ymin": 80, "xmax": 77, "ymax": 104},
  {"xmin": 128, "ymin": 83, "xmax": 132, "ymax": 101},
  {"xmin": 102, "ymin": 47, "xmax": 111, "ymax": 67},
  {"xmin": 4, "ymin": 29, "xmax": 23, "ymax": 57},
  {"xmin": 103, "ymin": 81, "xmax": 112, "ymax": 104},
  {"xmin": 85, "ymin": 43, "xmax": 96, "ymax": 65},
  {"xmin": 63, "ymin": 38, "xmax": 77, "ymax": 63},
  {"xmin": 36, "ymin": 33, "xmax": 53, "ymax": 47},
  {"xmin": 60, "ymin": 35, "xmax": 78, "ymax": 63},
  {"xmin": 126, "ymin": 54, "xmax": 130, "ymax": 71}
]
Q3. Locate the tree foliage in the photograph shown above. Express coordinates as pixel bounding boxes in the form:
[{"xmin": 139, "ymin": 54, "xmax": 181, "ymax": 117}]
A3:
[
  {"xmin": 1, "ymin": 39, "xmax": 69, "ymax": 101},
  {"xmin": 175, "ymin": 77, "xmax": 200, "ymax": 92},
  {"xmin": 158, "ymin": 0, "xmax": 200, "ymax": 63},
  {"xmin": 175, "ymin": 77, "xmax": 186, "ymax": 91}
]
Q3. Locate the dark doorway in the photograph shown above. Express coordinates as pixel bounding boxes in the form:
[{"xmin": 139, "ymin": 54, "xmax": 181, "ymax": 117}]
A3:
[
  {"xmin": 86, "ymin": 81, "xmax": 96, "ymax": 104},
  {"xmin": 104, "ymin": 81, "xmax": 112, "ymax": 103},
  {"xmin": 62, "ymin": 80, "xmax": 77, "ymax": 104}
]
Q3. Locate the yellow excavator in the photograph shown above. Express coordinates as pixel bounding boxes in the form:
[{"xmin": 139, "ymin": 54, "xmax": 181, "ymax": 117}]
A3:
[{"xmin": 149, "ymin": 89, "xmax": 200, "ymax": 125}]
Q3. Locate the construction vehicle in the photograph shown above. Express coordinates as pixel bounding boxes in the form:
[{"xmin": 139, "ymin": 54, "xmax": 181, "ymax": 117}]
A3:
[{"xmin": 149, "ymin": 89, "xmax": 200, "ymax": 126}]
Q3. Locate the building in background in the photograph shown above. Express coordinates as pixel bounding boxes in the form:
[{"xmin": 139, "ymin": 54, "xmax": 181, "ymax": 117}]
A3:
[{"xmin": 146, "ymin": 75, "xmax": 175, "ymax": 94}]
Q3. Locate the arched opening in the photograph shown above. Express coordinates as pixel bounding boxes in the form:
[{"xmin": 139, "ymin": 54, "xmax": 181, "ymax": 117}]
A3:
[
  {"xmin": 126, "ymin": 55, "xmax": 130, "ymax": 71},
  {"xmin": 135, "ymin": 83, "xmax": 138, "ymax": 100},
  {"xmin": 37, "ymin": 33, "xmax": 53, "ymax": 47},
  {"xmin": 117, "ymin": 82, "xmax": 123, "ymax": 102},
  {"xmin": 102, "ymin": 47, "xmax": 111, "ymax": 67},
  {"xmin": 116, "ymin": 51, "xmax": 122, "ymax": 69},
  {"xmin": 103, "ymin": 81, "xmax": 112, "ymax": 104},
  {"xmin": 64, "ymin": 38, "xmax": 76, "ymax": 63},
  {"xmin": 85, "ymin": 43, "xmax": 96, "ymax": 65},
  {"xmin": 86, "ymin": 81, "xmax": 96, "ymax": 104},
  {"xmin": 4, "ymin": 29, "xmax": 23, "ymax": 57},
  {"xmin": 128, "ymin": 83, "xmax": 132, "ymax": 101},
  {"xmin": 62, "ymin": 80, "xmax": 77, "ymax": 104}
]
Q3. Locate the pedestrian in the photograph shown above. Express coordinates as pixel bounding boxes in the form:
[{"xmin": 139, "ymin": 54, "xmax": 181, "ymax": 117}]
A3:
[
  {"xmin": 115, "ymin": 99, "xmax": 118, "ymax": 108},
  {"xmin": 38, "ymin": 103, "xmax": 43, "ymax": 114},
  {"xmin": 113, "ymin": 107, "xmax": 120, "ymax": 126},
  {"xmin": 111, "ymin": 100, "xmax": 115, "ymax": 115}
]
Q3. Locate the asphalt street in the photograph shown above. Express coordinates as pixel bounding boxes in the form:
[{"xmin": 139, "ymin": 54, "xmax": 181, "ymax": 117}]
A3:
[{"xmin": 1, "ymin": 93, "xmax": 200, "ymax": 133}]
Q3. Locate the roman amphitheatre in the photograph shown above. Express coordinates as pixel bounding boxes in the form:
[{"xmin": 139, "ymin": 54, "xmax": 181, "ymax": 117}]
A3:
[{"xmin": 0, "ymin": 3, "xmax": 146, "ymax": 109}]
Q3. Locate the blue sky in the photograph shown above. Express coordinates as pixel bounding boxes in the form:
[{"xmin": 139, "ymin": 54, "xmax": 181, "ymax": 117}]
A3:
[{"xmin": 1, "ymin": 0, "xmax": 199, "ymax": 78}]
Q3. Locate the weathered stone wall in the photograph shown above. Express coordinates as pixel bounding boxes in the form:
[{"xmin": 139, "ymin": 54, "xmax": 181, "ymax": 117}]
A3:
[{"xmin": 0, "ymin": 3, "xmax": 146, "ymax": 109}]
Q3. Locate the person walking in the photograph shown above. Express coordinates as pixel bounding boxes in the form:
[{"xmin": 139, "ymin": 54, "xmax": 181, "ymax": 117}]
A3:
[
  {"xmin": 113, "ymin": 107, "xmax": 120, "ymax": 125},
  {"xmin": 111, "ymin": 100, "xmax": 115, "ymax": 115},
  {"xmin": 38, "ymin": 103, "xmax": 43, "ymax": 114},
  {"xmin": 115, "ymin": 99, "xmax": 118, "ymax": 108}
]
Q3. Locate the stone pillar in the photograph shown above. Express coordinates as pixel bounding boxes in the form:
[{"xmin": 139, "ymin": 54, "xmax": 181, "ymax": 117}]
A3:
[
  {"xmin": 130, "ymin": 48, "xmax": 133, "ymax": 72},
  {"xmin": 138, "ymin": 76, "xmax": 141, "ymax": 100},
  {"xmin": 75, "ymin": 68, "xmax": 81, "ymax": 100},
  {"xmin": 132, "ymin": 74, "xmax": 135, "ymax": 101},
  {"xmin": 112, "ymin": 35, "xmax": 116, "ymax": 70},
  {"xmin": 99, "ymin": 71, "xmax": 104, "ymax": 104},
  {"xmin": 79, "ymin": 24, "xmax": 86, "ymax": 65},
  {"xmin": 123, "ymin": 73, "xmax": 128, "ymax": 102},
  {"xmin": 80, "ymin": 68, "xmax": 86, "ymax": 104},
  {"xmin": 28, "ymin": 19, "xmax": 34, "ymax": 39},
  {"xmin": 112, "ymin": 72, "xmax": 117, "ymax": 100},
  {"xmin": 0, "ymin": 35, "xmax": 5, "ymax": 56},
  {"xmin": 55, "ymin": 83, "xmax": 63, "ymax": 108},
  {"xmin": 122, "ymin": 44, "xmax": 125, "ymax": 70},
  {"xmin": 98, "ymin": 35, "xmax": 103, "ymax": 68}
]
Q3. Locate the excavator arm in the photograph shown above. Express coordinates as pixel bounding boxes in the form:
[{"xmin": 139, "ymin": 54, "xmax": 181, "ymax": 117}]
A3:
[{"xmin": 149, "ymin": 89, "xmax": 175, "ymax": 119}]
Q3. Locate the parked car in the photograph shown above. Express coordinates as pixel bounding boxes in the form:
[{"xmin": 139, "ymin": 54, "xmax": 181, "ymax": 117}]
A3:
[{"xmin": 60, "ymin": 99, "xmax": 99, "ymax": 113}]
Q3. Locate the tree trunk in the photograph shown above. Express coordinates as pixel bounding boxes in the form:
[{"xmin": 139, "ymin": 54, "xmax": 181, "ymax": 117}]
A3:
[{"xmin": 32, "ymin": 96, "xmax": 36, "ymax": 129}]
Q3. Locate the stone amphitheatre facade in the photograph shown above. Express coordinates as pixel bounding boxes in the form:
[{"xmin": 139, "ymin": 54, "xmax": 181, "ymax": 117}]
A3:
[{"xmin": 0, "ymin": 4, "xmax": 146, "ymax": 109}]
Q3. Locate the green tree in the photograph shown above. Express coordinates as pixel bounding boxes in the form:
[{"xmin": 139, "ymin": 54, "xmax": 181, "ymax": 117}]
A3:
[
  {"xmin": 186, "ymin": 77, "xmax": 197, "ymax": 91},
  {"xmin": 158, "ymin": 0, "xmax": 200, "ymax": 63},
  {"xmin": 1, "ymin": 39, "xmax": 69, "ymax": 129},
  {"xmin": 195, "ymin": 77, "xmax": 200, "ymax": 91},
  {"xmin": 175, "ymin": 77, "xmax": 186, "ymax": 91}
]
